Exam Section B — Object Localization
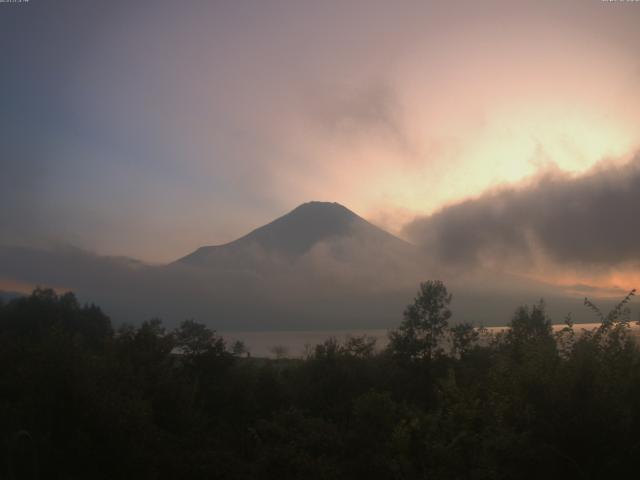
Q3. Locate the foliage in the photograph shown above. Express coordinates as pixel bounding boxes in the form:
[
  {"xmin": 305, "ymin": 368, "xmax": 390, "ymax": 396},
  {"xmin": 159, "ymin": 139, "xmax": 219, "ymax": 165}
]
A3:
[
  {"xmin": 1, "ymin": 285, "xmax": 639, "ymax": 478},
  {"xmin": 388, "ymin": 280, "xmax": 452, "ymax": 361}
]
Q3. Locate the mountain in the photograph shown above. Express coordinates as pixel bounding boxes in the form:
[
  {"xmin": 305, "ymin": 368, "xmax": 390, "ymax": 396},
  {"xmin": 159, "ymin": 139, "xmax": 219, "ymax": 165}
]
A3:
[
  {"xmin": 161, "ymin": 201, "xmax": 429, "ymax": 329},
  {"xmin": 175, "ymin": 201, "xmax": 417, "ymax": 269},
  {"xmin": 0, "ymin": 202, "xmax": 427, "ymax": 330},
  {"xmin": 0, "ymin": 202, "xmax": 605, "ymax": 330}
]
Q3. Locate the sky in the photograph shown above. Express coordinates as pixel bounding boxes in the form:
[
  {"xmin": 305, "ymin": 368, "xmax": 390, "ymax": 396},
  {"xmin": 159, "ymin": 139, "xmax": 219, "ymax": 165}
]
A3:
[{"xmin": 2, "ymin": 0, "xmax": 640, "ymax": 297}]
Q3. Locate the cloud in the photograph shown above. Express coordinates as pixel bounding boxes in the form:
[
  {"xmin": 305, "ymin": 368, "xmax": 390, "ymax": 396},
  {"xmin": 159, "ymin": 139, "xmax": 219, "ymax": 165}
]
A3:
[
  {"xmin": 303, "ymin": 81, "xmax": 415, "ymax": 156},
  {"xmin": 3, "ymin": 0, "xmax": 640, "ymax": 263},
  {"xmin": 0, "ymin": 240, "xmax": 424, "ymax": 330},
  {"xmin": 0, "ymin": 237, "xmax": 625, "ymax": 330},
  {"xmin": 404, "ymin": 155, "xmax": 640, "ymax": 269}
]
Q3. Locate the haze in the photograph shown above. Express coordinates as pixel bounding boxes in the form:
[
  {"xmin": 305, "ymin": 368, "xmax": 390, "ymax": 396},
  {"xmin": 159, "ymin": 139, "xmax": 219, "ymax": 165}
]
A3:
[{"xmin": 2, "ymin": 0, "xmax": 640, "ymax": 326}]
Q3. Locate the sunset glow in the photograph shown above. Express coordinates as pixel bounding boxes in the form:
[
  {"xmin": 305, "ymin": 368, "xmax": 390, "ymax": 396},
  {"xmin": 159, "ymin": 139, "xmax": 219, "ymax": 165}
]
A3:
[
  {"xmin": 2, "ymin": 0, "xmax": 640, "ymax": 320},
  {"xmin": 5, "ymin": 4, "xmax": 640, "ymax": 475}
]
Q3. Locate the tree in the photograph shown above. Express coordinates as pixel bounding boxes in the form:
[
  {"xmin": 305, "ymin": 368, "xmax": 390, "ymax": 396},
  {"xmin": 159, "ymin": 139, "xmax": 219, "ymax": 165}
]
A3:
[
  {"xmin": 117, "ymin": 318, "xmax": 175, "ymax": 367},
  {"xmin": 173, "ymin": 319, "xmax": 225, "ymax": 358},
  {"xmin": 388, "ymin": 280, "xmax": 452, "ymax": 361},
  {"xmin": 231, "ymin": 340, "xmax": 248, "ymax": 357},
  {"xmin": 270, "ymin": 344, "xmax": 289, "ymax": 359},
  {"xmin": 504, "ymin": 301, "xmax": 557, "ymax": 369},
  {"xmin": 450, "ymin": 322, "xmax": 479, "ymax": 358},
  {"xmin": 342, "ymin": 335, "xmax": 377, "ymax": 359},
  {"xmin": 507, "ymin": 301, "xmax": 552, "ymax": 345}
]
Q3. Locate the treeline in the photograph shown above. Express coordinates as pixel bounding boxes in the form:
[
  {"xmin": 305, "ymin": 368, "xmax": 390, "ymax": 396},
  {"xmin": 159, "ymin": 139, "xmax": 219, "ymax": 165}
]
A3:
[{"xmin": 0, "ymin": 282, "xmax": 639, "ymax": 479}]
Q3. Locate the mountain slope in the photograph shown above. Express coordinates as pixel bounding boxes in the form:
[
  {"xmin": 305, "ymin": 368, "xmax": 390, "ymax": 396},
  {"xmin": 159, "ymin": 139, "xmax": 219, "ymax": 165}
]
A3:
[
  {"xmin": 0, "ymin": 202, "xmax": 429, "ymax": 330},
  {"xmin": 176, "ymin": 201, "xmax": 416, "ymax": 268}
]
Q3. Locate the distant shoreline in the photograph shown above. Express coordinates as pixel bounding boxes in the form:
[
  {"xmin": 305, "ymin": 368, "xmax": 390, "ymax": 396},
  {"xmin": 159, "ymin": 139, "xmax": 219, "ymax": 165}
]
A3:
[{"xmin": 221, "ymin": 322, "xmax": 640, "ymax": 358}]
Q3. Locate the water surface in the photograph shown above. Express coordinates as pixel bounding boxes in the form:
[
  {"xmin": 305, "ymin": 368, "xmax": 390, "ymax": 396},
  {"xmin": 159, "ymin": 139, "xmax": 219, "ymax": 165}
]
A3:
[{"xmin": 221, "ymin": 322, "xmax": 640, "ymax": 358}]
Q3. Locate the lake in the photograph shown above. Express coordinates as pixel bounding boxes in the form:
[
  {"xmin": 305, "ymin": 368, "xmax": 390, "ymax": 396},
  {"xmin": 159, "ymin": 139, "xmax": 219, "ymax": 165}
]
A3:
[{"xmin": 221, "ymin": 322, "xmax": 640, "ymax": 358}]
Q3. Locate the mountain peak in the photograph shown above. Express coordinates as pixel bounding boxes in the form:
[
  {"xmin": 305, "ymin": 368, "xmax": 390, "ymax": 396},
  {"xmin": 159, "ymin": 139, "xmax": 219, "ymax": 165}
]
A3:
[
  {"xmin": 293, "ymin": 200, "xmax": 347, "ymax": 209},
  {"xmin": 286, "ymin": 200, "xmax": 355, "ymax": 217},
  {"xmin": 285, "ymin": 200, "xmax": 355, "ymax": 218},
  {"xmin": 229, "ymin": 201, "xmax": 362, "ymax": 255}
]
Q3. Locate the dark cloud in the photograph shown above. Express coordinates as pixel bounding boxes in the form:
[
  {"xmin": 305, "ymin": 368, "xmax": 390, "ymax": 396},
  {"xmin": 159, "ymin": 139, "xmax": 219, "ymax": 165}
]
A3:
[{"xmin": 404, "ymin": 155, "xmax": 640, "ymax": 267}]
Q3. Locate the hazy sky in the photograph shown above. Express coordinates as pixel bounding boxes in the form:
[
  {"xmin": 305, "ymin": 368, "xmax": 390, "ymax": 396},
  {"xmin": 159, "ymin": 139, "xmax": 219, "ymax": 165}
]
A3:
[{"xmin": 2, "ymin": 0, "xmax": 640, "ymax": 265}]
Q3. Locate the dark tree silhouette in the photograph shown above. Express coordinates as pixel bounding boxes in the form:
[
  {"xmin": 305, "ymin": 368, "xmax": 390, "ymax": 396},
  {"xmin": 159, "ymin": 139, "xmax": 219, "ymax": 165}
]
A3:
[
  {"xmin": 1, "ymin": 284, "xmax": 639, "ymax": 479},
  {"xmin": 388, "ymin": 280, "xmax": 452, "ymax": 361}
]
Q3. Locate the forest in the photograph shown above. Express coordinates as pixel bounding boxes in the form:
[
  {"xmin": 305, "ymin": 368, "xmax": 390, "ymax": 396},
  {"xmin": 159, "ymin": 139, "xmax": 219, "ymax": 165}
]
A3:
[{"xmin": 1, "ymin": 281, "xmax": 639, "ymax": 479}]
